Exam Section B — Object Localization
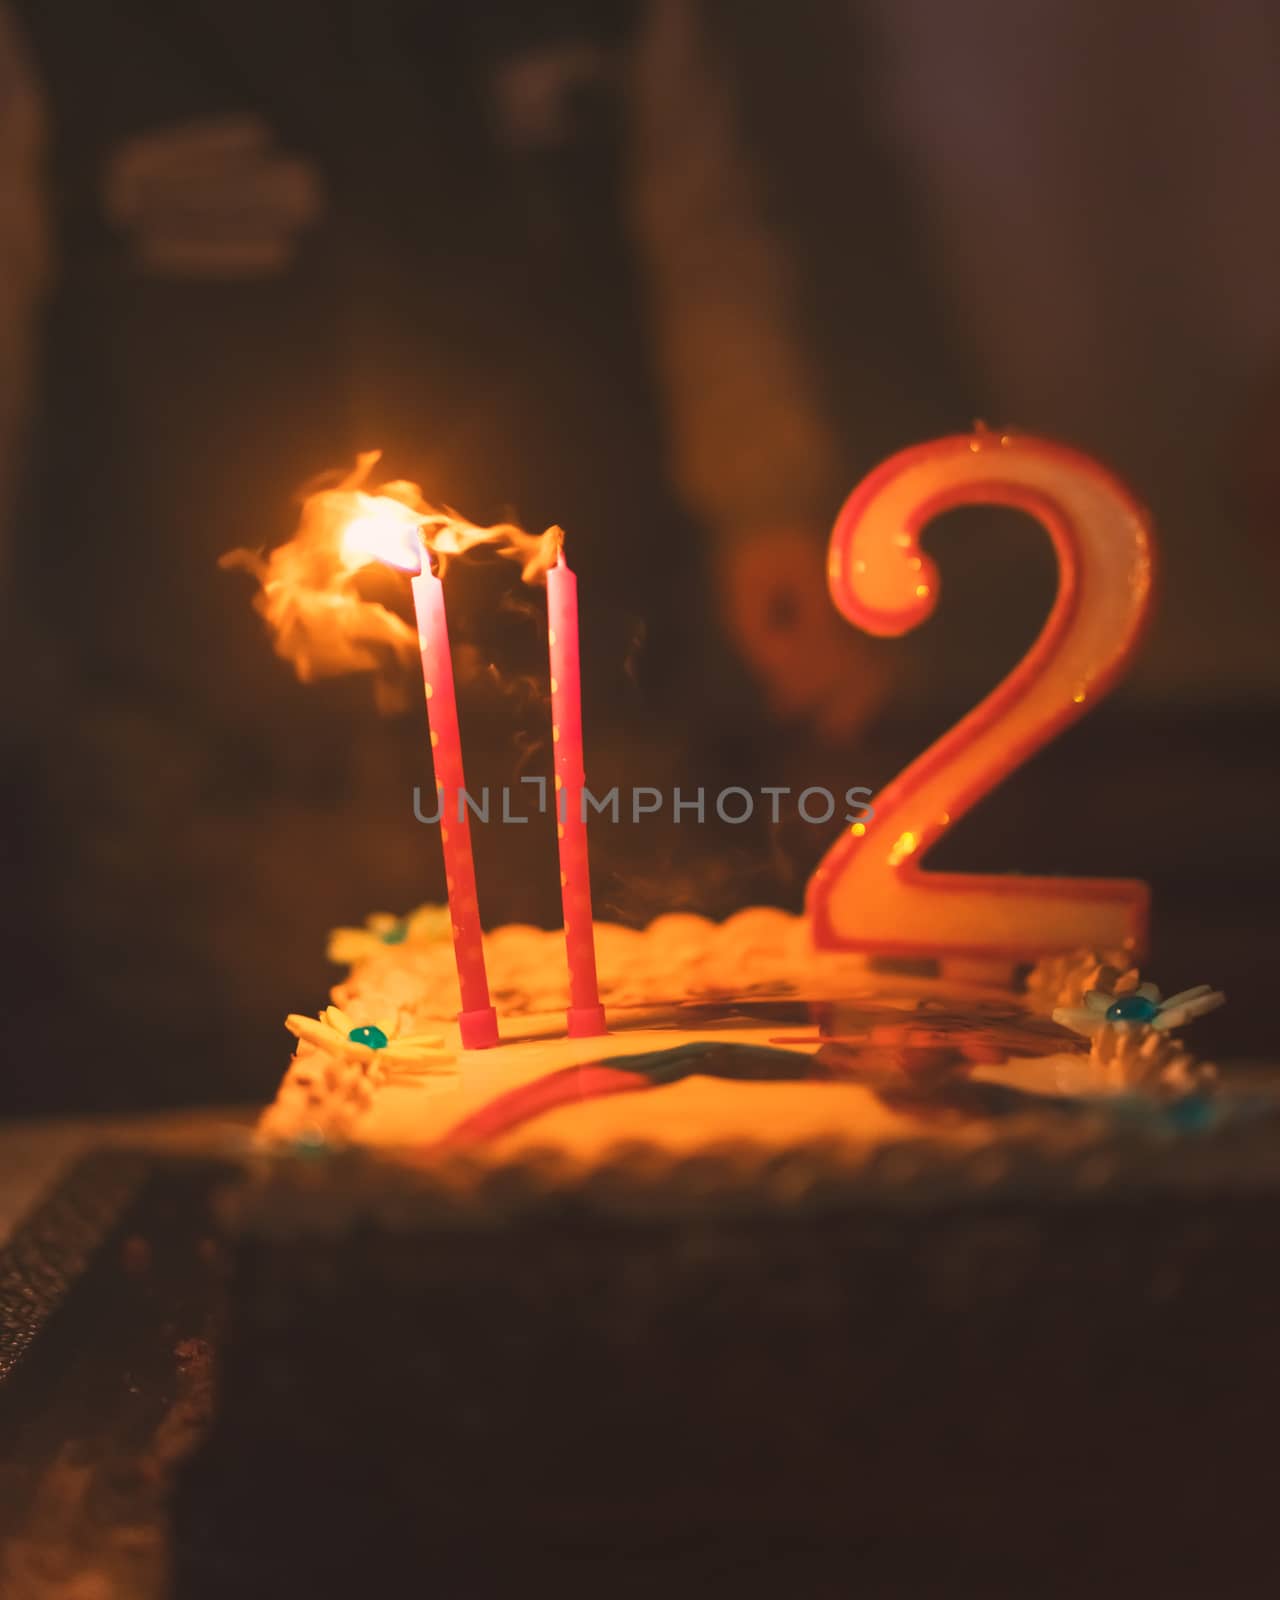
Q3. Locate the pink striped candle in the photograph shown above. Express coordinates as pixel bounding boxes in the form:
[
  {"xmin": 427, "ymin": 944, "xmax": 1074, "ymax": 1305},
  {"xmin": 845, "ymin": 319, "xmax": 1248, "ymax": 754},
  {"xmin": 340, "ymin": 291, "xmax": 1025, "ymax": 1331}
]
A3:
[
  {"xmin": 411, "ymin": 559, "xmax": 500, "ymax": 1050},
  {"xmin": 546, "ymin": 547, "xmax": 607, "ymax": 1037}
]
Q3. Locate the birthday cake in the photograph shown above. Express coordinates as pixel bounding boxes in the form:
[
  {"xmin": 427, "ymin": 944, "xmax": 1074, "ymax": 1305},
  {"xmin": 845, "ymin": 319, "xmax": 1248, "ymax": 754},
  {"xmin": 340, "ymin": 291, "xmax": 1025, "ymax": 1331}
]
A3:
[
  {"xmin": 175, "ymin": 433, "xmax": 1266, "ymax": 1596},
  {"xmin": 231, "ymin": 428, "xmax": 1214, "ymax": 1170},
  {"xmin": 178, "ymin": 916, "xmax": 1255, "ymax": 1600}
]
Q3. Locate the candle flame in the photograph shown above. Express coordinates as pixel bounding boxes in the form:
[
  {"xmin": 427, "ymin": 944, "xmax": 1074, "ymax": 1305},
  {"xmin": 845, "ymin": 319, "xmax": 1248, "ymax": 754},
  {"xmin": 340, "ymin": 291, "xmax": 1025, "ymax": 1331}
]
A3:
[
  {"xmin": 340, "ymin": 497, "xmax": 426, "ymax": 573},
  {"xmin": 222, "ymin": 451, "xmax": 563, "ymax": 709}
]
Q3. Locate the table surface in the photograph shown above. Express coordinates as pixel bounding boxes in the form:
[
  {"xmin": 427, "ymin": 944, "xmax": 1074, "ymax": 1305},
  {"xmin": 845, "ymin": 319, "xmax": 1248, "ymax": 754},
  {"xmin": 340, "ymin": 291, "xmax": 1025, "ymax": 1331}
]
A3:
[{"xmin": 0, "ymin": 1107, "xmax": 258, "ymax": 1248}]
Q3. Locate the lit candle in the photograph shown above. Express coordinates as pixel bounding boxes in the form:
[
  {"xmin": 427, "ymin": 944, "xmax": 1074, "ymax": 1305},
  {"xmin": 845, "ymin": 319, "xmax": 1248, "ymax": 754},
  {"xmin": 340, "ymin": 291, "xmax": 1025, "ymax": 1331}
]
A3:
[
  {"xmin": 412, "ymin": 558, "xmax": 500, "ymax": 1049},
  {"xmin": 336, "ymin": 497, "xmax": 499, "ymax": 1049},
  {"xmin": 546, "ymin": 542, "xmax": 607, "ymax": 1037}
]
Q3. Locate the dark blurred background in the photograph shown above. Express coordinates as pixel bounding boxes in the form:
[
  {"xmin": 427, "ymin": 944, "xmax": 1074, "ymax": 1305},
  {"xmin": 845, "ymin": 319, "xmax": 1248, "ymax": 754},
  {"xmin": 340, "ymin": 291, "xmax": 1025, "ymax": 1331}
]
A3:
[{"xmin": 0, "ymin": 0, "xmax": 1276, "ymax": 1115}]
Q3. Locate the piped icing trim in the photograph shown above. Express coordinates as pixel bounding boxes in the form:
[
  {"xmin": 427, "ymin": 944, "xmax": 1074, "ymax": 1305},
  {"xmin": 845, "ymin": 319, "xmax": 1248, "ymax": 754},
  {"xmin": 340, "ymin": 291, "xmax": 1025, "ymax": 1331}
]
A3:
[
  {"xmin": 327, "ymin": 904, "xmax": 453, "ymax": 966},
  {"xmin": 1022, "ymin": 949, "xmax": 1142, "ymax": 1014}
]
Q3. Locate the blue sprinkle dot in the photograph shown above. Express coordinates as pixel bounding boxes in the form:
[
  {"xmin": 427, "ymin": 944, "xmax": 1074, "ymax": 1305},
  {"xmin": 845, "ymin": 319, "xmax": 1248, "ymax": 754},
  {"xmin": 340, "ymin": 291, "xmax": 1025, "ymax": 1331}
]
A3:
[
  {"xmin": 1105, "ymin": 993, "xmax": 1161, "ymax": 1025},
  {"xmin": 348, "ymin": 1023, "xmax": 389, "ymax": 1050},
  {"xmin": 1167, "ymin": 1093, "xmax": 1214, "ymax": 1133}
]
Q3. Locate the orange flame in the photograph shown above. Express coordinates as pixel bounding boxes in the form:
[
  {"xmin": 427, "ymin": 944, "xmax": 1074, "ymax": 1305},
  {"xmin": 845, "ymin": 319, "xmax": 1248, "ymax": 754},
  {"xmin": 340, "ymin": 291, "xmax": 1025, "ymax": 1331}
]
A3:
[{"xmin": 221, "ymin": 452, "xmax": 563, "ymax": 709}]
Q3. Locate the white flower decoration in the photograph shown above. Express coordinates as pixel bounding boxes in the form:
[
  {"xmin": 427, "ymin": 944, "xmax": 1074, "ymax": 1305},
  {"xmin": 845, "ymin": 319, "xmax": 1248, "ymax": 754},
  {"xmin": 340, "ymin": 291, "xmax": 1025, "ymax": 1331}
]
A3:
[
  {"xmin": 1089, "ymin": 1021, "xmax": 1216, "ymax": 1097},
  {"xmin": 285, "ymin": 1005, "xmax": 456, "ymax": 1076},
  {"xmin": 1053, "ymin": 981, "xmax": 1224, "ymax": 1039}
]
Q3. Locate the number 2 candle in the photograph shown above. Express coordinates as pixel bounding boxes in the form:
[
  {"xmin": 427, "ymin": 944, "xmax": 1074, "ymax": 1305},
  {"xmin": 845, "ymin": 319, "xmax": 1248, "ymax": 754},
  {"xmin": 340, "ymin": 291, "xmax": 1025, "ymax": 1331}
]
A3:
[{"xmin": 808, "ymin": 428, "xmax": 1155, "ymax": 963}]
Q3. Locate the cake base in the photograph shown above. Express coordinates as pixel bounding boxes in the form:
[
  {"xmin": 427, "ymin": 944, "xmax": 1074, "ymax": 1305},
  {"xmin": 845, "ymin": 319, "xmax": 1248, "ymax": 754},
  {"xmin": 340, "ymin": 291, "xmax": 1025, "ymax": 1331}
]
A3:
[{"xmin": 173, "ymin": 1114, "xmax": 1280, "ymax": 1599}]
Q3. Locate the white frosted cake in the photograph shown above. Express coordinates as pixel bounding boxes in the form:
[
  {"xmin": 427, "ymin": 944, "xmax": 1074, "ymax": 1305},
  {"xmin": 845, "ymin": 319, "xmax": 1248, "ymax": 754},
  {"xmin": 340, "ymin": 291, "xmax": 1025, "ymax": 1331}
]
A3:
[{"xmin": 261, "ymin": 905, "xmax": 1218, "ymax": 1164}]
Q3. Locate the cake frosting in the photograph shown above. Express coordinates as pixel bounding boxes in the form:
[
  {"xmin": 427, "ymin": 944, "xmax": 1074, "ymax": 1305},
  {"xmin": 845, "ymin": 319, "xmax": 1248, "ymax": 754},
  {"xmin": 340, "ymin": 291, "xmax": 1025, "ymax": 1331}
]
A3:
[{"xmin": 261, "ymin": 907, "xmax": 1218, "ymax": 1160}]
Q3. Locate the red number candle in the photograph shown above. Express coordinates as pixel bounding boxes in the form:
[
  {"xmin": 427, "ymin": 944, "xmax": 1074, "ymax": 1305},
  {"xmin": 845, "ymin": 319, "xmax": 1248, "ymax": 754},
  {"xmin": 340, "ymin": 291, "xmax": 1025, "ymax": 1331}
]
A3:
[
  {"xmin": 809, "ymin": 429, "xmax": 1155, "ymax": 964},
  {"xmin": 411, "ymin": 557, "xmax": 500, "ymax": 1049},
  {"xmin": 546, "ymin": 543, "xmax": 607, "ymax": 1037}
]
